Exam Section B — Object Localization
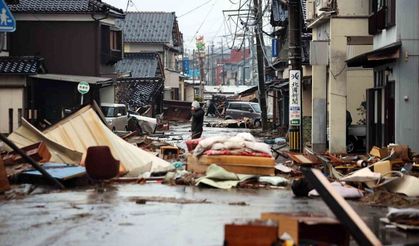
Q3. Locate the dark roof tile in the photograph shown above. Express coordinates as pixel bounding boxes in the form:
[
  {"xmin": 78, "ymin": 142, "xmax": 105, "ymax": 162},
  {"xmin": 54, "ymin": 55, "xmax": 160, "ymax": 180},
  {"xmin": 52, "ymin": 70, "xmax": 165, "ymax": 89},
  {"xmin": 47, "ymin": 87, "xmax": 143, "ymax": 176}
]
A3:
[
  {"xmin": 0, "ymin": 56, "xmax": 43, "ymax": 75},
  {"xmin": 9, "ymin": 0, "xmax": 124, "ymax": 16},
  {"xmin": 116, "ymin": 12, "xmax": 175, "ymax": 43},
  {"xmin": 115, "ymin": 53, "xmax": 163, "ymax": 78}
]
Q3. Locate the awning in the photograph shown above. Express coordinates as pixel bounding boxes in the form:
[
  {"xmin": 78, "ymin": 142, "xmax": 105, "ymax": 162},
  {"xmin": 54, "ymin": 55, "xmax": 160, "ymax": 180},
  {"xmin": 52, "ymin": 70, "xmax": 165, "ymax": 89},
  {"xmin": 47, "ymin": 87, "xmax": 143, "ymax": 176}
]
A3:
[
  {"xmin": 29, "ymin": 74, "xmax": 114, "ymax": 86},
  {"xmin": 346, "ymin": 41, "xmax": 402, "ymax": 68}
]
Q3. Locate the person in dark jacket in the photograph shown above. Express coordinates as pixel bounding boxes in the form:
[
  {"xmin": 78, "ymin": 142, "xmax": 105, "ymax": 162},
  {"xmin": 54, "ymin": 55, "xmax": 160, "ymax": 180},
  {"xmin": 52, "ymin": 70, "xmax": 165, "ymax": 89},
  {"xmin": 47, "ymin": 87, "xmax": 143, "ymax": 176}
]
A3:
[{"xmin": 191, "ymin": 100, "xmax": 204, "ymax": 139}]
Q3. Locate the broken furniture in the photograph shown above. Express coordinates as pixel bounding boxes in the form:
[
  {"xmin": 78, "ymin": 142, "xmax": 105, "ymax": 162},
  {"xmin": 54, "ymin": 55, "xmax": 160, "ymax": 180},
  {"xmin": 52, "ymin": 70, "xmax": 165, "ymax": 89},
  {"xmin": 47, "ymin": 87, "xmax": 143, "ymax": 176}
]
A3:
[
  {"xmin": 85, "ymin": 146, "xmax": 120, "ymax": 183},
  {"xmin": 159, "ymin": 145, "xmax": 179, "ymax": 160},
  {"xmin": 224, "ymin": 219, "xmax": 279, "ymax": 246},
  {"xmin": 302, "ymin": 168, "xmax": 382, "ymax": 246},
  {"xmin": 187, "ymin": 154, "xmax": 275, "ymax": 176},
  {"xmin": 261, "ymin": 212, "xmax": 349, "ymax": 245},
  {"xmin": 0, "ymin": 134, "xmax": 65, "ymax": 189},
  {"xmin": 2, "ymin": 142, "xmax": 51, "ymax": 165}
]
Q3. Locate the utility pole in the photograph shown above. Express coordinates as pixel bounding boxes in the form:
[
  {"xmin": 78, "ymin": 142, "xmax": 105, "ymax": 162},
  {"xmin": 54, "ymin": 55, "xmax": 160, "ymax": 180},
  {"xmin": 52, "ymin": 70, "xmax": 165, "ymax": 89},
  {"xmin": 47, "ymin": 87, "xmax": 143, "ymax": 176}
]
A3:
[
  {"xmin": 192, "ymin": 49, "xmax": 196, "ymax": 99},
  {"xmin": 253, "ymin": 0, "xmax": 268, "ymax": 131},
  {"xmin": 211, "ymin": 43, "xmax": 215, "ymax": 86},
  {"xmin": 288, "ymin": 0, "xmax": 303, "ymax": 152},
  {"xmin": 207, "ymin": 44, "xmax": 210, "ymax": 85},
  {"xmin": 221, "ymin": 38, "xmax": 225, "ymax": 85},
  {"xmin": 242, "ymin": 32, "xmax": 246, "ymax": 85},
  {"xmin": 199, "ymin": 53, "xmax": 205, "ymax": 99}
]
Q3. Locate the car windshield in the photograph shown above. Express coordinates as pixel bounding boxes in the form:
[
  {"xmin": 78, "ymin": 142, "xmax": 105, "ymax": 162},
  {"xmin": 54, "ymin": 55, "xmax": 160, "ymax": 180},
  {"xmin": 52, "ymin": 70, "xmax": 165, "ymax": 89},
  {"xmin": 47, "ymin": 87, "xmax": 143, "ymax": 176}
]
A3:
[
  {"xmin": 250, "ymin": 103, "xmax": 261, "ymax": 113},
  {"xmin": 101, "ymin": 106, "xmax": 126, "ymax": 117}
]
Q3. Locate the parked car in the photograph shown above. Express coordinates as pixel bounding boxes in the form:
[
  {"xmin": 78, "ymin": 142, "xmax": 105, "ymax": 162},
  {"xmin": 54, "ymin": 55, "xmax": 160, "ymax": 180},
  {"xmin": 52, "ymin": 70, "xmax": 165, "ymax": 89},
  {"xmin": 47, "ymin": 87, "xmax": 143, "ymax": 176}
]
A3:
[
  {"xmin": 224, "ymin": 101, "xmax": 262, "ymax": 127},
  {"xmin": 101, "ymin": 103, "xmax": 129, "ymax": 131}
]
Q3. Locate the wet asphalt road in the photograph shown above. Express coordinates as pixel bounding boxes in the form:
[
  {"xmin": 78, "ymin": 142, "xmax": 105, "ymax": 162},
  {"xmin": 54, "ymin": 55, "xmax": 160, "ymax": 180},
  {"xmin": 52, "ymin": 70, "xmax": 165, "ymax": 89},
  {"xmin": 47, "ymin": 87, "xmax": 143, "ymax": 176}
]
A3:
[{"xmin": 1, "ymin": 184, "xmax": 419, "ymax": 246}]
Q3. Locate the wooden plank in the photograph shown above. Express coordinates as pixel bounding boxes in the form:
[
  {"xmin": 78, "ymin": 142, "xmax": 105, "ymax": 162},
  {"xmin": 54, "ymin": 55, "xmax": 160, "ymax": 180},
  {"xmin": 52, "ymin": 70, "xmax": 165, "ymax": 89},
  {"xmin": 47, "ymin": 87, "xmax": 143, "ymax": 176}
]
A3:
[
  {"xmin": 0, "ymin": 157, "xmax": 10, "ymax": 192},
  {"xmin": 187, "ymin": 154, "xmax": 275, "ymax": 176}
]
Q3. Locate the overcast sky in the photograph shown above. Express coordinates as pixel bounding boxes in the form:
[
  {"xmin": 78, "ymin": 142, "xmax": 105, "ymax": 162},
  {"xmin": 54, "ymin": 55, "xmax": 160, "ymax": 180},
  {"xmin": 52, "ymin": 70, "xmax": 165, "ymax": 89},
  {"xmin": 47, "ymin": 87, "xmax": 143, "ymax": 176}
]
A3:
[{"xmin": 104, "ymin": 0, "xmax": 242, "ymax": 51}]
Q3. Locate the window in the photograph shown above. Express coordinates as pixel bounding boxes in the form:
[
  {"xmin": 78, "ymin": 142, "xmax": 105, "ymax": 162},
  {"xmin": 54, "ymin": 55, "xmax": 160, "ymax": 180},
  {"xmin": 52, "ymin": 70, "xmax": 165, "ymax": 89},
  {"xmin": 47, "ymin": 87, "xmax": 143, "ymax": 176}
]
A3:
[
  {"xmin": 369, "ymin": 0, "xmax": 396, "ymax": 35},
  {"xmin": 110, "ymin": 30, "xmax": 121, "ymax": 51},
  {"xmin": 229, "ymin": 103, "xmax": 241, "ymax": 110},
  {"xmin": 241, "ymin": 104, "xmax": 252, "ymax": 112},
  {"xmin": 101, "ymin": 25, "xmax": 122, "ymax": 65},
  {"xmin": 250, "ymin": 103, "xmax": 261, "ymax": 113}
]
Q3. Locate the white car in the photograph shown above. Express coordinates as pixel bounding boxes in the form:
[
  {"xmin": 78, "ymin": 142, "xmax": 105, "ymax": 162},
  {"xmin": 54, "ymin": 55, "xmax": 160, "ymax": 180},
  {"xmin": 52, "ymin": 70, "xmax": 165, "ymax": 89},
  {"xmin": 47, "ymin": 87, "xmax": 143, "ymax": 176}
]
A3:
[{"xmin": 101, "ymin": 103, "xmax": 129, "ymax": 131}]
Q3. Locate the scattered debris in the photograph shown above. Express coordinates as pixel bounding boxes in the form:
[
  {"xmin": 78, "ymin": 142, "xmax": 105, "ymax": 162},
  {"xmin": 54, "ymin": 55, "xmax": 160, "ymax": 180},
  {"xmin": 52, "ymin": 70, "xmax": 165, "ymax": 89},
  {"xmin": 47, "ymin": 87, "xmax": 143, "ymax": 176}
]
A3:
[
  {"xmin": 228, "ymin": 201, "xmax": 248, "ymax": 206},
  {"xmin": 132, "ymin": 196, "xmax": 211, "ymax": 204},
  {"xmin": 195, "ymin": 164, "xmax": 255, "ymax": 189}
]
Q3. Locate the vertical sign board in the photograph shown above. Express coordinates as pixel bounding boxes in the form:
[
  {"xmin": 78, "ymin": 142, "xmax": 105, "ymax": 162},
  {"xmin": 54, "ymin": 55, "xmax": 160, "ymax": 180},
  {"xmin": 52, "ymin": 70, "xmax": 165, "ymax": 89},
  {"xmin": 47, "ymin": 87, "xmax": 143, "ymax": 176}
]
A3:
[
  {"xmin": 272, "ymin": 39, "xmax": 278, "ymax": 57},
  {"xmin": 0, "ymin": 0, "xmax": 16, "ymax": 32},
  {"xmin": 289, "ymin": 70, "xmax": 301, "ymax": 126}
]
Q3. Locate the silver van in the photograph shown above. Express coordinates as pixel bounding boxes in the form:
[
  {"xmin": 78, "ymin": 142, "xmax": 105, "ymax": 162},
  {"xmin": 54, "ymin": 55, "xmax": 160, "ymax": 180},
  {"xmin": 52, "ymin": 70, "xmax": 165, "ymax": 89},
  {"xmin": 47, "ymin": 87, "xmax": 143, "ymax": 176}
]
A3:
[
  {"xmin": 101, "ymin": 103, "xmax": 129, "ymax": 131},
  {"xmin": 225, "ymin": 101, "xmax": 262, "ymax": 127}
]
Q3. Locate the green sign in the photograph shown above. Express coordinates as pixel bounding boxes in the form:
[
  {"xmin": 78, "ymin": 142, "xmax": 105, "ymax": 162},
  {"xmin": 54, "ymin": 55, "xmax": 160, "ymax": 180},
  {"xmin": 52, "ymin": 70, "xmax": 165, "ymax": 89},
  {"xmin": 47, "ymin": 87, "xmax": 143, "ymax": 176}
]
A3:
[{"xmin": 77, "ymin": 81, "xmax": 90, "ymax": 95}]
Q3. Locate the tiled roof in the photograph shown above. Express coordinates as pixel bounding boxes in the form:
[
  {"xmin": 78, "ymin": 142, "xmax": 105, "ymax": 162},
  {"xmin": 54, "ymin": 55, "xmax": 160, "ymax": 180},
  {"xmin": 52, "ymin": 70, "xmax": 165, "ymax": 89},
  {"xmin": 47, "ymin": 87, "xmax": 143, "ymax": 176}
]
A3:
[
  {"xmin": 0, "ymin": 56, "xmax": 43, "ymax": 75},
  {"xmin": 116, "ymin": 80, "xmax": 163, "ymax": 109},
  {"xmin": 9, "ymin": 0, "xmax": 124, "ymax": 17},
  {"xmin": 115, "ymin": 53, "xmax": 163, "ymax": 78},
  {"xmin": 116, "ymin": 12, "xmax": 176, "ymax": 43}
]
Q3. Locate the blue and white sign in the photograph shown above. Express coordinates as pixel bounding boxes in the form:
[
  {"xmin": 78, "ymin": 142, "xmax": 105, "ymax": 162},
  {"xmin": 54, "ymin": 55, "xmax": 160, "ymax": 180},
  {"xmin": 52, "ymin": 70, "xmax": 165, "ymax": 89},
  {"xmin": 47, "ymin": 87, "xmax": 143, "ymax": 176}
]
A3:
[
  {"xmin": 0, "ymin": 0, "xmax": 15, "ymax": 32},
  {"xmin": 272, "ymin": 39, "xmax": 278, "ymax": 57}
]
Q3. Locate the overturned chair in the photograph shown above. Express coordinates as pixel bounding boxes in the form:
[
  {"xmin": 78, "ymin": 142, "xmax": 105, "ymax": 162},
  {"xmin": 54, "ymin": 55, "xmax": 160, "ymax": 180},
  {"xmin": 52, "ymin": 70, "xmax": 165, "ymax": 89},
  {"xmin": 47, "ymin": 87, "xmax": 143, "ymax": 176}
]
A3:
[{"xmin": 85, "ymin": 146, "xmax": 120, "ymax": 191}]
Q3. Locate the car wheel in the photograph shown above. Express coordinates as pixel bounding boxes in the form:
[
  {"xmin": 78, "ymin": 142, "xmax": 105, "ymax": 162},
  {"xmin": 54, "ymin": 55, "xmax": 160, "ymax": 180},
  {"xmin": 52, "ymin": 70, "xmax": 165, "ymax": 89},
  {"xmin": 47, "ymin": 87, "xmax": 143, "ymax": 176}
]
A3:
[{"xmin": 254, "ymin": 120, "xmax": 261, "ymax": 128}]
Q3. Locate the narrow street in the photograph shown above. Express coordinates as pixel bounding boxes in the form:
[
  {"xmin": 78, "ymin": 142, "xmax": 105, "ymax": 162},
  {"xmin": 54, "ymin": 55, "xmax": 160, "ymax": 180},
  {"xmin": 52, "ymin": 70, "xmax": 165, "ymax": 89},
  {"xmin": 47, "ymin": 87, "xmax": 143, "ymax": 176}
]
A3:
[
  {"xmin": 2, "ymin": 183, "xmax": 418, "ymax": 246},
  {"xmin": 1, "ymin": 0, "xmax": 419, "ymax": 245}
]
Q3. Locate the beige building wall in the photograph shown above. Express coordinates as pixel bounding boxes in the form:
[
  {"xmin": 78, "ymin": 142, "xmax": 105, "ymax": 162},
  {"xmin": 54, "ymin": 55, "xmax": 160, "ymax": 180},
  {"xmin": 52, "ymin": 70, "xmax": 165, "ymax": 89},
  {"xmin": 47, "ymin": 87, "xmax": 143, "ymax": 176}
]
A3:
[
  {"xmin": 346, "ymin": 69, "xmax": 373, "ymax": 125},
  {"xmin": 185, "ymin": 85, "xmax": 195, "ymax": 102},
  {"xmin": 327, "ymin": 17, "xmax": 370, "ymax": 153}
]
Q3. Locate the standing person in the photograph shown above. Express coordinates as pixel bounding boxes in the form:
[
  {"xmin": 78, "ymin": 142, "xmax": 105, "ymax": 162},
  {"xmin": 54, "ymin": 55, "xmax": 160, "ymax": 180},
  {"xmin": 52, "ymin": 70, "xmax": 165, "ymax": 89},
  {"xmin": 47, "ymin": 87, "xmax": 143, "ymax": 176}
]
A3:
[{"xmin": 191, "ymin": 100, "xmax": 204, "ymax": 139}]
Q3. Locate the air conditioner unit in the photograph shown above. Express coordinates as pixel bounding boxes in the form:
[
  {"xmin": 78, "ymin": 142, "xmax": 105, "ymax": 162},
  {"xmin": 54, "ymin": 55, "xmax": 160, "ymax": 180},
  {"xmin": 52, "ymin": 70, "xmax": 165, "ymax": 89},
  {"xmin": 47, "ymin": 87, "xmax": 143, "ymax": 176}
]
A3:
[
  {"xmin": 316, "ymin": 0, "xmax": 332, "ymax": 12},
  {"xmin": 306, "ymin": 0, "xmax": 315, "ymax": 21}
]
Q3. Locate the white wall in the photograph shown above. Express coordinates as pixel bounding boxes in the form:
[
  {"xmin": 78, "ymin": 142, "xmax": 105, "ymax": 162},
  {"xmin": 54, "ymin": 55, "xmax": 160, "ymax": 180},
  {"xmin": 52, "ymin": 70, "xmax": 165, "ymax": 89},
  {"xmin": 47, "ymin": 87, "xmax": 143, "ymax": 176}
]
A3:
[{"xmin": 100, "ymin": 86, "xmax": 115, "ymax": 103}]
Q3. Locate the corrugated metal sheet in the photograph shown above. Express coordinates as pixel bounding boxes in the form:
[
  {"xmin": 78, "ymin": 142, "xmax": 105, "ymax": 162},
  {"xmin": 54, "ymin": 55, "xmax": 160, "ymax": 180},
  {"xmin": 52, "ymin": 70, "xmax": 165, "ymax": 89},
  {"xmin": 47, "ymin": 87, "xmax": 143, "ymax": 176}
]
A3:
[
  {"xmin": 42, "ymin": 105, "xmax": 170, "ymax": 174},
  {"xmin": 7, "ymin": 119, "xmax": 83, "ymax": 165}
]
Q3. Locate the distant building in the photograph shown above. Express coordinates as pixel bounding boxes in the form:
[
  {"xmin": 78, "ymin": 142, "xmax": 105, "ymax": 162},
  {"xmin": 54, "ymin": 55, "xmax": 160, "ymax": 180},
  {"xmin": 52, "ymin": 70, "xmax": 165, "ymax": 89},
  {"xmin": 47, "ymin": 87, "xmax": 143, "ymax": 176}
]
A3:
[{"xmin": 116, "ymin": 12, "xmax": 183, "ymax": 101}]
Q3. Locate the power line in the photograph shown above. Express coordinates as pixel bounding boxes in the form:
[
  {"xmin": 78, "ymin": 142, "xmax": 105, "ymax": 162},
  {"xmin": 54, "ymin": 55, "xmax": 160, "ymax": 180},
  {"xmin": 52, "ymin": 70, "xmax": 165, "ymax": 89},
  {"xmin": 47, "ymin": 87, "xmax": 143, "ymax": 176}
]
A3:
[
  {"xmin": 189, "ymin": 0, "xmax": 218, "ymax": 44},
  {"xmin": 178, "ymin": 0, "xmax": 215, "ymax": 18}
]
